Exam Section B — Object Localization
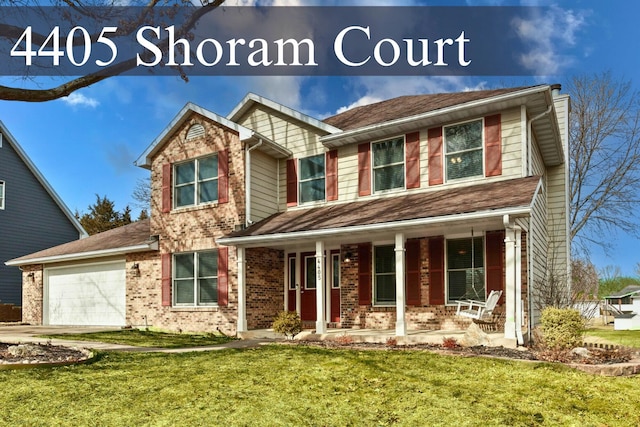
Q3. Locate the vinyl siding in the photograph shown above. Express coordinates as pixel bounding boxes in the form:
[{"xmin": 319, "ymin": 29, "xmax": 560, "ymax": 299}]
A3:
[
  {"xmin": 250, "ymin": 150, "xmax": 279, "ymax": 222},
  {"xmin": 0, "ymin": 139, "xmax": 79, "ymax": 305},
  {"xmin": 529, "ymin": 177, "xmax": 548, "ymax": 325},
  {"xmin": 500, "ymin": 107, "xmax": 525, "ymax": 179}
]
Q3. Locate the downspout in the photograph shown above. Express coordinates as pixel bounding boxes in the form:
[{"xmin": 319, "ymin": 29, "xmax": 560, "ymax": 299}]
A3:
[
  {"xmin": 527, "ymin": 105, "xmax": 553, "ymax": 176},
  {"xmin": 245, "ymin": 139, "xmax": 263, "ymax": 227},
  {"xmin": 503, "ymin": 215, "xmax": 525, "ymax": 346}
]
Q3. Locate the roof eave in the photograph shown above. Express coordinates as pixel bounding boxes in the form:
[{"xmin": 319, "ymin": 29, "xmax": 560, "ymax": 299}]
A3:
[
  {"xmin": 135, "ymin": 103, "xmax": 254, "ymax": 169},
  {"xmin": 217, "ymin": 206, "xmax": 531, "ymax": 247},
  {"xmin": 0, "ymin": 121, "xmax": 87, "ymax": 238},
  {"xmin": 320, "ymin": 85, "xmax": 555, "ymax": 149},
  {"xmin": 5, "ymin": 240, "xmax": 159, "ymax": 267}
]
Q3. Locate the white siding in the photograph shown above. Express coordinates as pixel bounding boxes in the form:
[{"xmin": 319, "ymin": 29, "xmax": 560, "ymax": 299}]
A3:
[{"xmin": 250, "ymin": 150, "xmax": 279, "ymax": 222}]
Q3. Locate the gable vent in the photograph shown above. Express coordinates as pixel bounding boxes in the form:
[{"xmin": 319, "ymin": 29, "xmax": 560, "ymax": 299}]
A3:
[{"xmin": 186, "ymin": 123, "xmax": 205, "ymax": 140}]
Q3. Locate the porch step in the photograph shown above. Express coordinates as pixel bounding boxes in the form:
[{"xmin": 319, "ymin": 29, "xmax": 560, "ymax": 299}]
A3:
[{"xmin": 237, "ymin": 329, "xmax": 282, "ymax": 340}]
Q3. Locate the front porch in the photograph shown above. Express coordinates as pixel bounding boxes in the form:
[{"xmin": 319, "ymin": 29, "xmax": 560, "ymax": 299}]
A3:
[{"xmin": 239, "ymin": 326, "xmax": 516, "ymax": 348}]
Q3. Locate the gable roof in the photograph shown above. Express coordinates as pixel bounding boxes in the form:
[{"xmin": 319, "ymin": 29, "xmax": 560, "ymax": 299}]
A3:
[
  {"xmin": 227, "ymin": 92, "xmax": 342, "ymax": 135},
  {"xmin": 605, "ymin": 285, "xmax": 640, "ymax": 299},
  {"xmin": 319, "ymin": 85, "xmax": 565, "ymax": 168},
  {"xmin": 0, "ymin": 121, "xmax": 86, "ymax": 238},
  {"xmin": 218, "ymin": 176, "xmax": 541, "ymax": 247},
  {"xmin": 6, "ymin": 219, "xmax": 156, "ymax": 266}
]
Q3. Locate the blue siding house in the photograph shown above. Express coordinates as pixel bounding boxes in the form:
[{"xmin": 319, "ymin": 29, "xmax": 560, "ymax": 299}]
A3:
[{"xmin": 0, "ymin": 121, "xmax": 85, "ymax": 307}]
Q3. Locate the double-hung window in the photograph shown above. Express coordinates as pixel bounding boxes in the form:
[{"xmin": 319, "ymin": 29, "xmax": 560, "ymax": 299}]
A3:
[
  {"xmin": 373, "ymin": 137, "xmax": 405, "ymax": 192},
  {"xmin": 174, "ymin": 155, "xmax": 218, "ymax": 208},
  {"xmin": 446, "ymin": 236, "xmax": 485, "ymax": 303},
  {"xmin": 0, "ymin": 181, "xmax": 4, "ymax": 209},
  {"xmin": 374, "ymin": 245, "xmax": 396, "ymax": 305},
  {"xmin": 299, "ymin": 154, "xmax": 325, "ymax": 204},
  {"xmin": 174, "ymin": 251, "xmax": 218, "ymax": 306},
  {"xmin": 444, "ymin": 119, "xmax": 483, "ymax": 181}
]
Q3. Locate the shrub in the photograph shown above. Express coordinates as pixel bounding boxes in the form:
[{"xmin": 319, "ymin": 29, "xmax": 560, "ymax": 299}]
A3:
[
  {"xmin": 272, "ymin": 311, "xmax": 302, "ymax": 339},
  {"xmin": 334, "ymin": 334, "xmax": 354, "ymax": 345},
  {"xmin": 539, "ymin": 307, "xmax": 585, "ymax": 350},
  {"xmin": 386, "ymin": 337, "xmax": 398, "ymax": 347},
  {"xmin": 442, "ymin": 337, "xmax": 459, "ymax": 349}
]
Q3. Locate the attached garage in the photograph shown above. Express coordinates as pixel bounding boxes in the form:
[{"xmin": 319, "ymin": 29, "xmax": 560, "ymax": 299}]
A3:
[{"xmin": 45, "ymin": 261, "xmax": 126, "ymax": 326}]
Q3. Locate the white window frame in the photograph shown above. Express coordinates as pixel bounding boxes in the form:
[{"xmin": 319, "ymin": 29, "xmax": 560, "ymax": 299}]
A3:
[
  {"xmin": 173, "ymin": 154, "xmax": 218, "ymax": 209},
  {"xmin": 0, "ymin": 181, "xmax": 4, "ymax": 210},
  {"xmin": 372, "ymin": 136, "xmax": 405, "ymax": 193},
  {"xmin": 443, "ymin": 118, "xmax": 484, "ymax": 182},
  {"xmin": 173, "ymin": 250, "xmax": 218, "ymax": 307},
  {"xmin": 298, "ymin": 154, "xmax": 326, "ymax": 204},
  {"xmin": 373, "ymin": 243, "xmax": 396, "ymax": 306},
  {"xmin": 445, "ymin": 234, "xmax": 486, "ymax": 304}
]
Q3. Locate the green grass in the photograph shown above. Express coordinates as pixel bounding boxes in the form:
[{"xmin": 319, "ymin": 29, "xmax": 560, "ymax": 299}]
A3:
[
  {"xmin": 42, "ymin": 329, "xmax": 234, "ymax": 348},
  {"xmin": 1, "ymin": 345, "xmax": 639, "ymax": 426},
  {"xmin": 585, "ymin": 326, "xmax": 640, "ymax": 348}
]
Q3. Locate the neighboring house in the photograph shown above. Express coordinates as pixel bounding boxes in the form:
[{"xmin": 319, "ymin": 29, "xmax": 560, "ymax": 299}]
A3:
[
  {"xmin": 8, "ymin": 84, "xmax": 570, "ymax": 345},
  {"xmin": 0, "ymin": 121, "xmax": 85, "ymax": 307}
]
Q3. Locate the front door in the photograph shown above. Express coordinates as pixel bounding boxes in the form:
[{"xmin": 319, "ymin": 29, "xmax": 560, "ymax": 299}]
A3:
[{"xmin": 300, "ymin": 252, "xmax": 317, "ymax": 321}]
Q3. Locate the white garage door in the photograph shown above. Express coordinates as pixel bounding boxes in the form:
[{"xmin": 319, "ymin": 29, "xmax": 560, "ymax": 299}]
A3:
[{"xmin": 45, "ymin": 261, "xmax": 126, "ymax": 326}]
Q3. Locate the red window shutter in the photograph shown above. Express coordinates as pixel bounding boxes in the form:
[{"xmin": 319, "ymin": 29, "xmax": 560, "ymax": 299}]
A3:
[
  {"xmin": 357, "ymin": 143, "xmax": 371, "ymax": 196},
  {"xmin": 485, "ymin": 230, "xmax": 505, "ymax": 304},
  {"xmin": 161, "ymin": 253, "xmax": 172, "ymax": 306},
  {"xmin": 427, "ymin": 127, "xmax": 443, "ymax": 186},
  {"xmin": 286, "ymin": 158, "xmax": 297, "ymax": 207},
  {"xmin": 428, "ymin": 236, "xmax": 445, "ymax": 305},
  {"xmin": 326, "ymin": 150, "xmax": 338, "ymax": 201},
  {"xmin": 484, "ymin": 114, "xmax": 502, "ymax": 177},
  {"xmin": 405, "ymin": 132, "xmax": 421, "ymax": 189},
  {"xmin": 218, "ymin": 149, "xmax": 229, "ymax": 204},
  {"xmin": 161, "ymin": 163, "xmax": 172, "ymax": 213},
  {"xmin": 218, "ymin": 247, "xmax": 229, "ymax": 306},
  {"xmin": 406, "ymin": 239, "xmax": 422, "ymax": 305},
  {"xmin": 358, "ymin": 243, "xmax": 372, "ymax": 305}
]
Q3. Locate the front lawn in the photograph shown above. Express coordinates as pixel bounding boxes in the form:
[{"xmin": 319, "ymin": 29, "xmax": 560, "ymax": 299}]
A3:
[
  {"xmin": 1, "ymin": 345, "xmax": 639, "ymax": 426},
  {"xmin": 585, "ymin": 326, "xmax": 640, "ymax": 348},
  {"xmin": 43, "ymin": 329, "xmax": 234, "ymax": 348}
]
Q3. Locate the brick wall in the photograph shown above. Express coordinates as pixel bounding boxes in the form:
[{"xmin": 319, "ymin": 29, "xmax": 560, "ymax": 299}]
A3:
[
  {"xmin": 0, "ymin": 303, "xmax": 22, "ymax": 322},
  {"xmin": 246, "ymin": 247, "xmax": 284, "ymax": 329},
  {"xmin": 20, "ymin": 264, "xmax": 43, "ymax": 324}
]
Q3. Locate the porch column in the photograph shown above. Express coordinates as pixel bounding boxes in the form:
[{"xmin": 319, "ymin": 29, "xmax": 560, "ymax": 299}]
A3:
[
  {"xmin": 395, "ymin": 233, "xmax": 407, "ymax": 337},
  {"xmin": 237, "ymin": 246, "xmax": 247, "ymax": 333},
  {"xmin": 504, "ymin": 226, "xmax": 516, "ymax": 340},
  {"xmin": 315, "ymin": 241, "xmax": 327, "ymax": 333},
  {"xmin": 514, "ymin": 227, "xmax": 523, "ymax": 344}
]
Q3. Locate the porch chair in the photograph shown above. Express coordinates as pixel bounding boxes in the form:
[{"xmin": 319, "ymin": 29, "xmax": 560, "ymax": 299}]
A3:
[{"xmin": 456, "ymin": 290, "xmax": 503, "ymax": 321}]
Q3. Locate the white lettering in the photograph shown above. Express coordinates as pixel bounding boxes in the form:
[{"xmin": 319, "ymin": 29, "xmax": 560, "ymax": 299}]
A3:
[
  {"xmin": 136, "ymin": 26, "xmax": 162, "ymax": 67},
  {"xmin": 334, "ymin": 25, "xmax": 371, "ymax": 67}
]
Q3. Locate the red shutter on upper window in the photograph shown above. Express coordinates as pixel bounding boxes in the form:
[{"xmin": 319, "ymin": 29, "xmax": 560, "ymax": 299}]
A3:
[
  {"xmin": 218, "ymin": 149, "xmax": 229, "ymax": 204},
  {"xmin": 428, "ymin": 127, "xmax": 443, "ymax": 186},
  {"xmin": 428, "ymin": 236, "xmax": 445, "ymax": 305},
  {"xmin": 485, "ymin": 114, "xmax": 502, "ymax": 177},
  {"xmin": 358, "ymin": 243, "xmax": 372, "ymax": 305},
  {"xmin": 286, "ymin": 158, "xmax": 297, "ymax": 207},
  {"xmin": 357, "ymin": 143, "xmax": 371, "ymax": 196},
  {"xmin": 406, "ymin": 239, "xmax": 422, "ymax": 305},
  {"xmin": 161, "ymin": 163, "xmax": 172, "ymax": 213},
  {"xmin": 405, "ymin": 132, "xmax": 421, "ymax": 189},
  {"xmin": 161, "ymin": 253, "xmax": 172, "ymax": 306},
  {"xmin": 326, "ymin": 150, "xmax": 338, "ymax": 201},
  {"xmin": 485, "ymin": 230, "xmax": 505, "ymax": 304},
  {"xmin": 217, "ymin": 247, "xmax": 229, "ymax": 306}
]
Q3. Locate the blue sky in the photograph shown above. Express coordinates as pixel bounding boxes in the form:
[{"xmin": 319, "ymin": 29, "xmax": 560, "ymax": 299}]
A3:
[{"xmin": 1, "ymin": 0, "xmax": 639, "ymax": 277}]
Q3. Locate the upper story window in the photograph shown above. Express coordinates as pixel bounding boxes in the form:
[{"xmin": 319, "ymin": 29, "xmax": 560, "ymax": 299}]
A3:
[
  {"xmin": 174, "ymin": 154, "xmax": 218, "ymax": 208},
  {"xmin": 373, "ymin": 137, "xmax": 405, "ymax": 192},
  {"xmin": 0, "ymin": 181, "xmax": 5, "ymax": 210},
  {"xmin": 444, "ymin": 119, "xmax": 483, "ymax": 181},
  {"xmin": 446, "ymin": 236, "xmax": 485, "ymax": 303},
  {"xmin": 299, "ymin": 154, "xmax": 325, "ymax": 204},
  {"xmin": 174, "ymin": 250, "xmax": 218, "ymax": 306}
]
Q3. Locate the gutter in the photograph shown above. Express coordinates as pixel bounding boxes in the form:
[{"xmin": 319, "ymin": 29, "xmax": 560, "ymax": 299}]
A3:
[
  {"xmin": 218, "ymin": 206, "xmax": 531, "ymax": 247},
  {"xmin": 5, "ymin": 241, "xmax": 159, "ymax": 267},
  {"xmin": 526, "ymin": 105, "xmax": 553, "ymax": 176},
  {"xmin": 245, "ymin": 139, "xmax": 263, "ymax": 226}
]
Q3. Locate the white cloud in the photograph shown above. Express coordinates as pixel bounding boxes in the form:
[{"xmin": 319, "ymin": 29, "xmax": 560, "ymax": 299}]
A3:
[
  {"xmin": 61, "ymin": 93, "xmax": 100, "ymax": 108},
  {"xmin": 512, "ymin": 5, "xmax": 587, "ymax": 75}
]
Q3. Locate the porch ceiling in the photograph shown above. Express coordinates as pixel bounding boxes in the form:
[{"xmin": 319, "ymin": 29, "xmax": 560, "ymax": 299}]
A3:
[{"xmin": 218, "ymin": 176, "xmax": 540, "ymax": 248}]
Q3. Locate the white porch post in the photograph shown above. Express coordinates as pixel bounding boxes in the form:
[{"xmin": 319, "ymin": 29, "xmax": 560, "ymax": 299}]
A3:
[
  {"xmin": 504, "ymin": 227, "xmax": 516, "ymax": 340},
  {"xmin": 237, "ymin": 246, "xmax": 247, "ymax": 333},
  {"xmin": 514, "ymin": 227, "xmax": 524, "ymax": 345},
  {"xmin": 395, "ymin": 233, "xmax": 407, "ymax": 337},
  {"xmin": 315, "ymin": 241, "xmax": 327, "ymax": 333}
]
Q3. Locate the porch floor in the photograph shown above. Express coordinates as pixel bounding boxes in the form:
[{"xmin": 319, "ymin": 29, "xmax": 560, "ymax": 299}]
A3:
[{"xmin": 239, "ymin": 327, "xmax": 515, "ymax": 348}]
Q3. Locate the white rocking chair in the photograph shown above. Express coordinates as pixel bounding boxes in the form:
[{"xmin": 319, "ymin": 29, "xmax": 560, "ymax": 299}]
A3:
[{"xmin": 456, "ymin": 290, "xmax": 503, "ymax": 320}]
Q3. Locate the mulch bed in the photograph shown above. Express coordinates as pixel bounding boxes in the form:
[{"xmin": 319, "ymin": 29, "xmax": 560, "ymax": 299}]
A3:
[{"xmin": 0, "ymin": 343, "xmax": 91, "ymax": 366}]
